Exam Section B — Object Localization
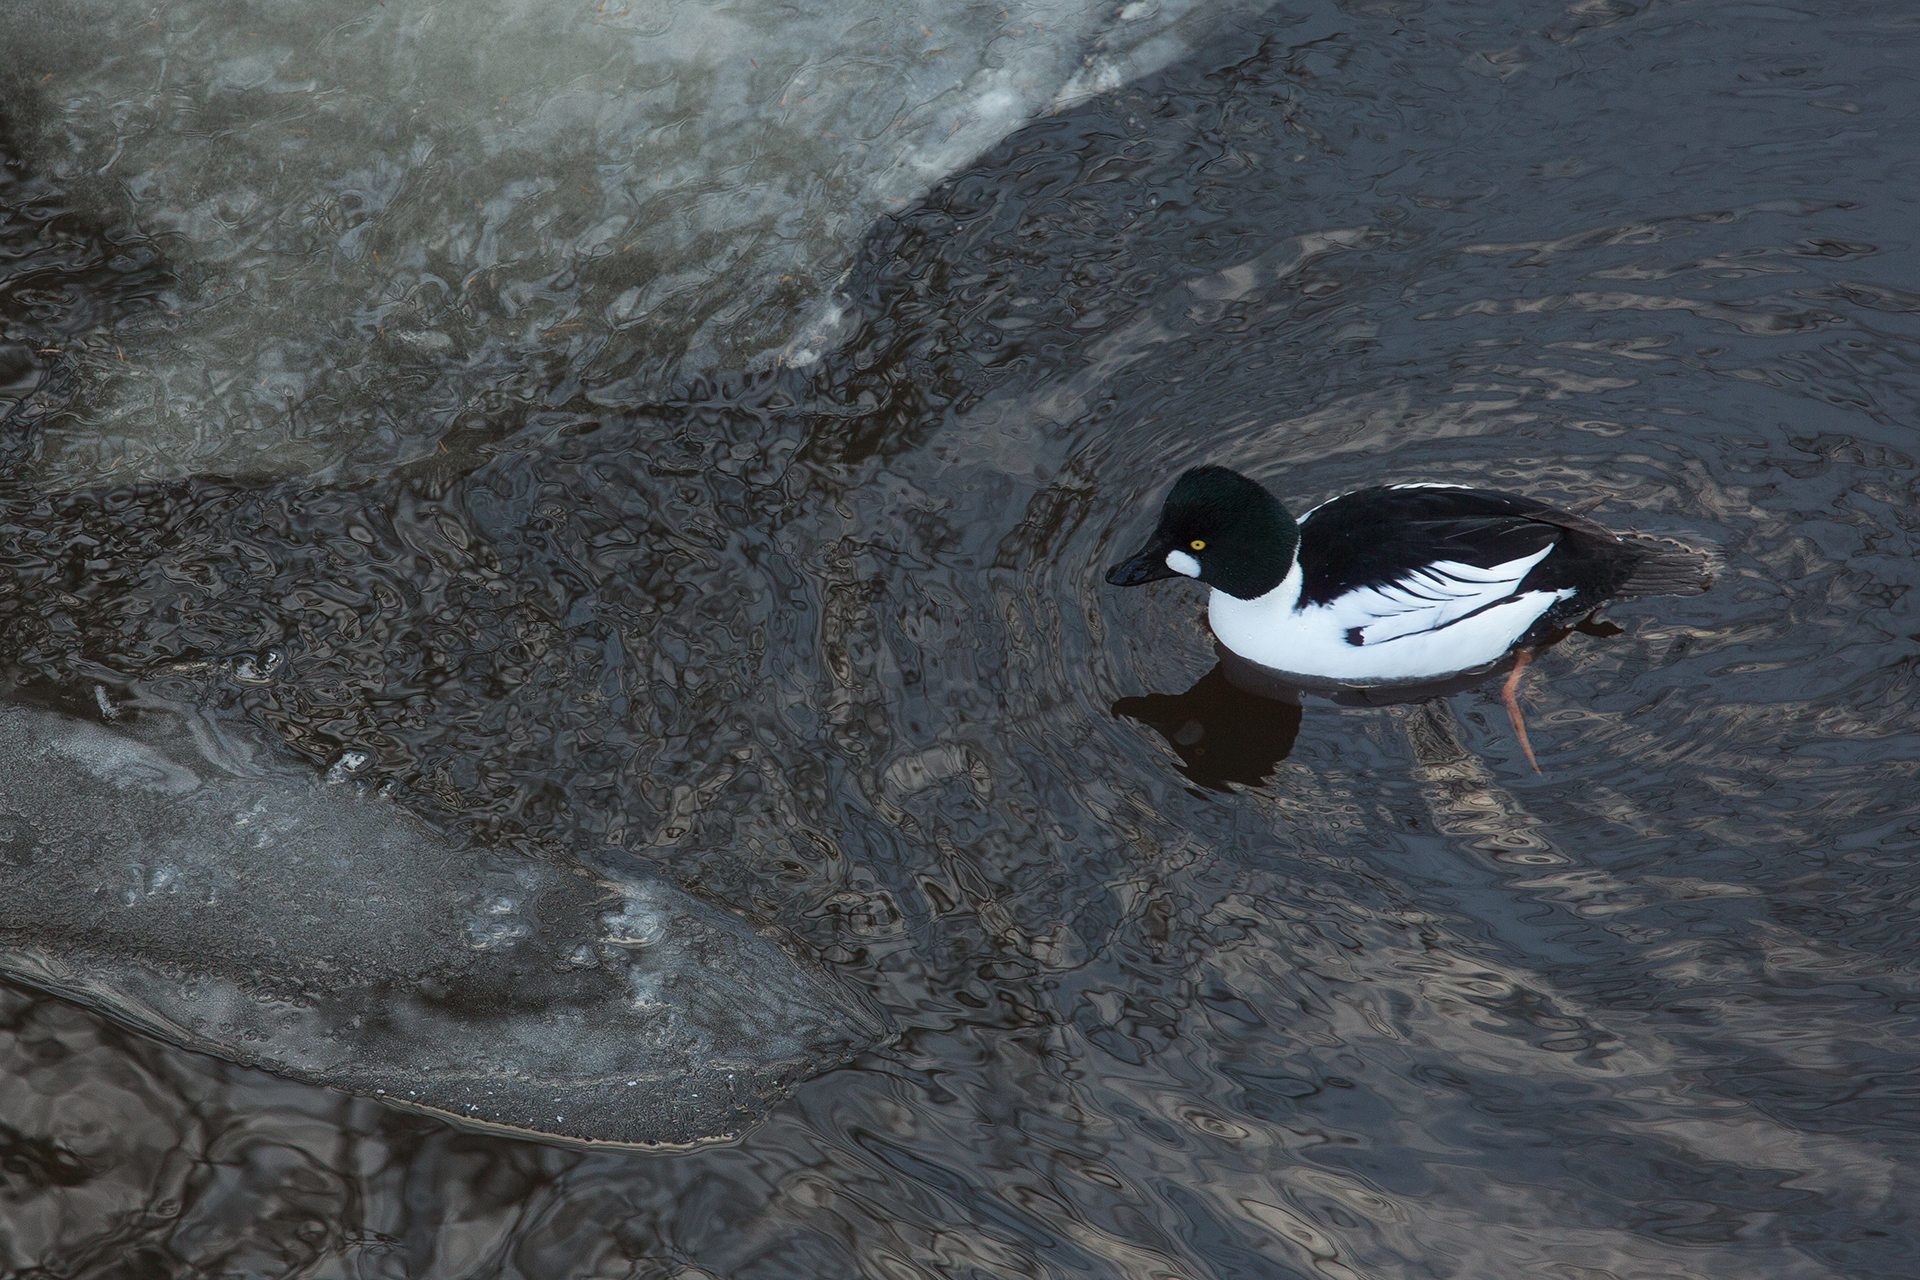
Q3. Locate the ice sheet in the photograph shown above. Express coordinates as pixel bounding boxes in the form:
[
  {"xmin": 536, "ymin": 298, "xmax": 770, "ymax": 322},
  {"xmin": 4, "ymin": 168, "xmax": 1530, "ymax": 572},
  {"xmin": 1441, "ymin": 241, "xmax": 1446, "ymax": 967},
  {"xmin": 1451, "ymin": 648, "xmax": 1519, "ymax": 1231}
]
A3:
[
  {"xmin": 1, "ymin": 0, "xmax": 1272, "ymax": 485},
  {"xmin": 0, "ymin": 702, "xmax": 883, "ymax": 1147}
]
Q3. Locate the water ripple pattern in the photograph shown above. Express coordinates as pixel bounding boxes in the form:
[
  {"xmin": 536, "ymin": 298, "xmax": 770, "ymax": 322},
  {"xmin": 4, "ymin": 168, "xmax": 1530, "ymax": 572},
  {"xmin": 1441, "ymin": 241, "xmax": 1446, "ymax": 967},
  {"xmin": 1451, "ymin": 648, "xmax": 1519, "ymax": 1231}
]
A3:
[{"xmin": 4, "ymin": 0, "xmax": 1920, "ymax": 1276}]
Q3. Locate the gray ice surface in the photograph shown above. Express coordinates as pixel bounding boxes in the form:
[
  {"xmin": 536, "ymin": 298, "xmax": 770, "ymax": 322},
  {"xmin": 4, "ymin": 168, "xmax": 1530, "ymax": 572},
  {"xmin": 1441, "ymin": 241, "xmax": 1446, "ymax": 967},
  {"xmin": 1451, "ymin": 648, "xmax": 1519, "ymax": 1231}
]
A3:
[
  {"xmin": 4, "ymin": 0, "xmax": 1272, "ymax": 486},
  {"xmin": 0, "ymin": 702, "xmax": 883, "ymax": 1147}
]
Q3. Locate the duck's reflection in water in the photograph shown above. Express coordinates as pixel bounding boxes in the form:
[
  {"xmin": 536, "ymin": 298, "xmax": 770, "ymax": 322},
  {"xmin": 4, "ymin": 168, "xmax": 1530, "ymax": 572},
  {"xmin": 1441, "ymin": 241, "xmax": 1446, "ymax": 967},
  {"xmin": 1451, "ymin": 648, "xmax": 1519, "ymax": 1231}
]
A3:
[
  {"xmin": 1116, "ymin": 619, "xmax": 1625, "ymax": 788},
  {"xmin": 1112, "ymin": 664, "xmax": 1302, "ymax": 792}
]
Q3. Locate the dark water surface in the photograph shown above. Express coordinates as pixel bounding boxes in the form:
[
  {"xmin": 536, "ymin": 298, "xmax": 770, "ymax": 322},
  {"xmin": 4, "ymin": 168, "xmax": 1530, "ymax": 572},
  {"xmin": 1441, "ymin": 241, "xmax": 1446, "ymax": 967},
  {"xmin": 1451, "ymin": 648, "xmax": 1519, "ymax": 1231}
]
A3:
[{"xmin": 6, "ymin": 0, "xmax": 1920, "ymax": 1275}]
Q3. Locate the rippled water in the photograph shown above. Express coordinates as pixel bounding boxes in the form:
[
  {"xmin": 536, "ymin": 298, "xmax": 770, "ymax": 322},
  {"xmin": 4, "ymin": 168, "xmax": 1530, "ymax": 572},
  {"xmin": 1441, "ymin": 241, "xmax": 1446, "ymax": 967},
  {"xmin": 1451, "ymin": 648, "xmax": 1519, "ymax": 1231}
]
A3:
[{"xmin": 6, "ymin": 0, "xmax": 1920, "ymax": 1275}]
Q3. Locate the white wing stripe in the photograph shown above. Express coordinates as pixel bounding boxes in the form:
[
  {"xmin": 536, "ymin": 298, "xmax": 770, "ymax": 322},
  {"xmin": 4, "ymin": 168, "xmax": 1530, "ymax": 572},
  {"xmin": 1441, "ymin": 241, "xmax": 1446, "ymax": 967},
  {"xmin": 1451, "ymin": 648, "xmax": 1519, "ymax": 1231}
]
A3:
[{"xmin": 1322, "ymin": 548, "xmax": 1555, "ymax": 645}]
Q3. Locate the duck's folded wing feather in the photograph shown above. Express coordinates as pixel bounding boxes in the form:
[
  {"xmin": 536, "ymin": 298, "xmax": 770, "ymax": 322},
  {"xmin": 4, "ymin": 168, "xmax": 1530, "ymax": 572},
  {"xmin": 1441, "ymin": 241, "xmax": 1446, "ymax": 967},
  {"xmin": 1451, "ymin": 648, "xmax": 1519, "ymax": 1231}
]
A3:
[
  {"xmin": 1298, "ymin": 487, "xmax": 1570, "ymax": 605},
  {"xmin": 1326, "ymin": 546, "xmax": 1557, "ymax": 645}
]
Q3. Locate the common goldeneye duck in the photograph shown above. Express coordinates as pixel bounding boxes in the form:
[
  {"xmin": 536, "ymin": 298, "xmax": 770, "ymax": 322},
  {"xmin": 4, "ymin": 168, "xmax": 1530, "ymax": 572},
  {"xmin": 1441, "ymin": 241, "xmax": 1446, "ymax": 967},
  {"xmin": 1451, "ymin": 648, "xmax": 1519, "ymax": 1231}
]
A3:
[{"xmin": 1106, "ymin": 465, "xmax": 1711, "ymax": 769}]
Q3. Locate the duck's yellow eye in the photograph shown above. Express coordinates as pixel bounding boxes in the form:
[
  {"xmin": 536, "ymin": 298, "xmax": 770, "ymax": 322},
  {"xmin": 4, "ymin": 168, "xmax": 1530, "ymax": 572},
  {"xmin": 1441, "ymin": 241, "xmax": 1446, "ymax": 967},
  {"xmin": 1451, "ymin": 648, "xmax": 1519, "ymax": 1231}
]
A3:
[{"xmin": 1189, "ymin": 539, "xmax": 1206, "ymax": 551}]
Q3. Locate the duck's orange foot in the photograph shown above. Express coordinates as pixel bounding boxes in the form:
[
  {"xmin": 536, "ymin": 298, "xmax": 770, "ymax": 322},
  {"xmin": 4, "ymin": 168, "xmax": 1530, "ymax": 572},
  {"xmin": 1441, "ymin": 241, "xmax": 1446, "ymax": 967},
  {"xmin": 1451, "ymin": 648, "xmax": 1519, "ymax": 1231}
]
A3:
[{"xmin": 1501, "ymin": 649, "xmax": 1542, "ymax": 775}]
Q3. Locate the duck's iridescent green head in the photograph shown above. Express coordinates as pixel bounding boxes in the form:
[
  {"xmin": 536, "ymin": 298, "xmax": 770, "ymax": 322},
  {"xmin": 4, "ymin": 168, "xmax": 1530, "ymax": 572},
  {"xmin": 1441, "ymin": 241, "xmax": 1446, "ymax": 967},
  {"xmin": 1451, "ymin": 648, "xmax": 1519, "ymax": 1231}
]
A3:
[{"xmin": 1105, "ymin": 466, "xmax": 1299, "ymax": 601}]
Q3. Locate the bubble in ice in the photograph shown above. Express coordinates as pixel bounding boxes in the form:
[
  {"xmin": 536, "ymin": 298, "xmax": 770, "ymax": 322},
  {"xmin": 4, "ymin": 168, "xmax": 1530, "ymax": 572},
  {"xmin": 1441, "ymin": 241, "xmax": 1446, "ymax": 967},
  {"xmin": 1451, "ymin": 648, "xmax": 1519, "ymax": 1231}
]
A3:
[
  {"xmin": 0, "ymin": 701, "xmax": 886, "ymax": 1147},
  {"xmin": 602, "ymin": 895, "xmax": 671, "ymax": 948}
]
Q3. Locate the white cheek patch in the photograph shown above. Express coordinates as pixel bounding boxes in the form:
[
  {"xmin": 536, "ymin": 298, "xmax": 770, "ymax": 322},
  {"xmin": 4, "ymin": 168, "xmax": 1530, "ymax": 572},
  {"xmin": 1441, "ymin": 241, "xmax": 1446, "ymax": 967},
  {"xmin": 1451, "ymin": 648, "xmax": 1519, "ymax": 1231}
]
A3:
[{"xmin": 1164, "ymin": 549, "xmax": 1202, "ymax": 578}]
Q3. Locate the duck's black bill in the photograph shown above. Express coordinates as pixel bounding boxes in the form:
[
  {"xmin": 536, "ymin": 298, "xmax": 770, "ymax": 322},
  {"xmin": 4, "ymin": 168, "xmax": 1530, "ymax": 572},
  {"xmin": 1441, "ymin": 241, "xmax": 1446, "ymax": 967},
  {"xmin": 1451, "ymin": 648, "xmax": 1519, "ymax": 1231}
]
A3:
[{"xmin": 1106, "ymin": 546, "xmax": 1179, "ymax": 587}]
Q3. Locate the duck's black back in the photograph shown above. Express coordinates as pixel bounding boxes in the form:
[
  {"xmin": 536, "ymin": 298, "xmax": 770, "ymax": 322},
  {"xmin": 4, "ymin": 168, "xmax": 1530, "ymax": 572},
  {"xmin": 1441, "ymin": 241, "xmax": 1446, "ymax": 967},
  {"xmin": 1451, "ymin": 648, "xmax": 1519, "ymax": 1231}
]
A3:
[{"xmin": 1296, "ymin": 485, "xmax": 1648, "ymax": 611}]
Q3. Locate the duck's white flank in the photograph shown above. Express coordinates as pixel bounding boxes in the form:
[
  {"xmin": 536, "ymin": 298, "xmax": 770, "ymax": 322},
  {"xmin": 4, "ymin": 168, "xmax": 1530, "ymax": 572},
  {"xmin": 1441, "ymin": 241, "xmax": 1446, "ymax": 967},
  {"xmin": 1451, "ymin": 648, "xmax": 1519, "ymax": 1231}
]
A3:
[{"xmin": 1208, "ymin": 548, "xmax": 1575, "ymax": 682}]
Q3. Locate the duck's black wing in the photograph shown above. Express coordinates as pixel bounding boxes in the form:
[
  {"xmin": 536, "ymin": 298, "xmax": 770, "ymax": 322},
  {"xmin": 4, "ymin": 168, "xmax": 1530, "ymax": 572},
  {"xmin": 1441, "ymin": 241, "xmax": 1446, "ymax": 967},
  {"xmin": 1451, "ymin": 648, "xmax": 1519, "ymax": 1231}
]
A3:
[{"xmin": 1296, "ymin": 484, "xmax": 1645, "ymax": 611}]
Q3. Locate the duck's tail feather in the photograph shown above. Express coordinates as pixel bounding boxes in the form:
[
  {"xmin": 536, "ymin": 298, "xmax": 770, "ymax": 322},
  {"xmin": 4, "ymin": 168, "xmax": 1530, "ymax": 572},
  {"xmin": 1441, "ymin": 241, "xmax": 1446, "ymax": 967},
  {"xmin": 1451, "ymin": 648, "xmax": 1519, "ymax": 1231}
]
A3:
[{"xmin": 1619, "ymin": 539, "xmax": 1714, "ymax": 597}]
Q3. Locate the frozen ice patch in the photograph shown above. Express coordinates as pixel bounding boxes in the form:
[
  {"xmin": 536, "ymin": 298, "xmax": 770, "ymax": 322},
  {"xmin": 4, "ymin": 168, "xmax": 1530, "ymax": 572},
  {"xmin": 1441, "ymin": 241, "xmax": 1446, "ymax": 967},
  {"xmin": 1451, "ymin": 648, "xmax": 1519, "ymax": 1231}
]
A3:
[
  {"xmin": 1, "ymin": 0, "xmax": 1282, "ymax": 488},
  {"xmin": 0, "ymin": 703, "xmax": 887, "ymax": 1148}
]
